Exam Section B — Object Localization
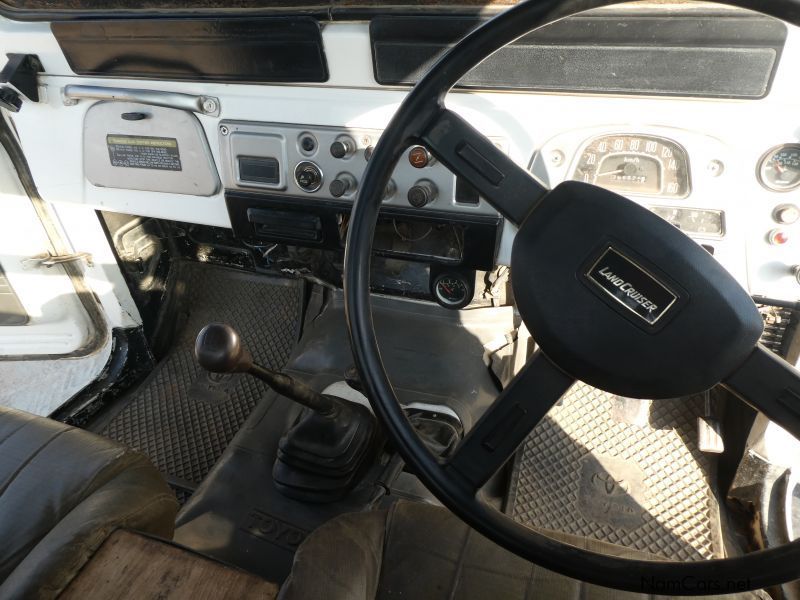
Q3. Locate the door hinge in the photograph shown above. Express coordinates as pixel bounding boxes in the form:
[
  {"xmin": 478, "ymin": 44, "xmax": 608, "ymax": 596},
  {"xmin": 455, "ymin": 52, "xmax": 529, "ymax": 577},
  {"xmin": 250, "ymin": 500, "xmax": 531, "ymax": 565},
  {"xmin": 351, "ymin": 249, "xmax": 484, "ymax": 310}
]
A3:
[{"xmin": 22, "ymin": 251, "xmax": 93, "ymax": 269}]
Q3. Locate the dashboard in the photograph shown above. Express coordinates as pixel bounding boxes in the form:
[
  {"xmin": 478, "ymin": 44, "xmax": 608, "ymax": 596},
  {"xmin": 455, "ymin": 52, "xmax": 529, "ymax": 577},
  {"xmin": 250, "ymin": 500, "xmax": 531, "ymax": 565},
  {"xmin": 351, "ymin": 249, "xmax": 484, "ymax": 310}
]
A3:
[{"xmin": 1, "ymin": 5, "xmax": 800, "ymax": 308}]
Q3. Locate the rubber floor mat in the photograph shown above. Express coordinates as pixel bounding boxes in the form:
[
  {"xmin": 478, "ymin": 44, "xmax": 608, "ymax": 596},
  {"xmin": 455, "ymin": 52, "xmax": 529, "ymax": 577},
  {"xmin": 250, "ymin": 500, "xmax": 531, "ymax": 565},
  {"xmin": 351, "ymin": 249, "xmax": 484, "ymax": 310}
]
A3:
[
  {"xmin": 100, "ymin": 262, "xmax": 303, "ymax": 499},
  {"xmin": 506, "ymin": 382, "xmax": 722, "ymax": 561}
]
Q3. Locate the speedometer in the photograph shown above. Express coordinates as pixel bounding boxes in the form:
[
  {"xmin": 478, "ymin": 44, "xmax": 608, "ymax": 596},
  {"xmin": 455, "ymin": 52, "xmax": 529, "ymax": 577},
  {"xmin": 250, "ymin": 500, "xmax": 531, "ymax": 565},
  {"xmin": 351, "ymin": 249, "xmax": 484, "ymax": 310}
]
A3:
[{"xmin": 571, "ymin": 134, "xmax": 691, "ymax": 198}]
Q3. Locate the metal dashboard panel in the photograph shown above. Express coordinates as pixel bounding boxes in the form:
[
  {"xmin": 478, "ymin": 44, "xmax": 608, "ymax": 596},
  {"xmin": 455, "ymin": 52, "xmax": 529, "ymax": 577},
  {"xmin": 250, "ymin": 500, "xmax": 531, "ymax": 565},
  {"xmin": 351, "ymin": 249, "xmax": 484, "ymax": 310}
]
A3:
[
  {"xmin": 217, "ymin": 120, "xmax": 500, "ymax": 217},
  {"xmin": 83, "ymin": 101, "xmax": 220, "ymax": 196}
]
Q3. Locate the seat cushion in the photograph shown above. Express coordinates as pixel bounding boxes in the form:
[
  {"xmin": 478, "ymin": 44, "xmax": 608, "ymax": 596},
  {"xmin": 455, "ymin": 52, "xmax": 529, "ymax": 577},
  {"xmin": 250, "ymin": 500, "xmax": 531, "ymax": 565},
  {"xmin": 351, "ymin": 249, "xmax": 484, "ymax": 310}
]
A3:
[
  {"xmin": 0, "ymin": 406, "xmax": 178, "ymax": 600},
  {"xmin": 280, "ymin": 500, "xmax": 769, "ymax": 600}
]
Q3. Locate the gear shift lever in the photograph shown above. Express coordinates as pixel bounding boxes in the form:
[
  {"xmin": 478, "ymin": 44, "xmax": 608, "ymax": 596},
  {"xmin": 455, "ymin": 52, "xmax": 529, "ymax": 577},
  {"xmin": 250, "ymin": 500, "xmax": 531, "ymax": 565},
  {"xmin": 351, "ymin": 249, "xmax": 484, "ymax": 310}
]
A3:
[
  {"xmin": 196, "ymin": 323, "xmax": 337, "ymax": 415},
  {"xmin": 195, "ymin": 323, "xmax": 376, "ymax": 503}
]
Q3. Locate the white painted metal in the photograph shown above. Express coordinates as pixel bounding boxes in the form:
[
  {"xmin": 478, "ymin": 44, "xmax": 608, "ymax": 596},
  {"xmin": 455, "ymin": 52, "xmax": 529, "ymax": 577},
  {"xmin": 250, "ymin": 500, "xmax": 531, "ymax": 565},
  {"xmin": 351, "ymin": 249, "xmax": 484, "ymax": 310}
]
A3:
[
  {"xmin": 0, "ymin": 143, "xmax": 113, "ymax": 416},
  {"xmin": 0, "ymin": 144, "xmax": 93, "ymax": 355}
]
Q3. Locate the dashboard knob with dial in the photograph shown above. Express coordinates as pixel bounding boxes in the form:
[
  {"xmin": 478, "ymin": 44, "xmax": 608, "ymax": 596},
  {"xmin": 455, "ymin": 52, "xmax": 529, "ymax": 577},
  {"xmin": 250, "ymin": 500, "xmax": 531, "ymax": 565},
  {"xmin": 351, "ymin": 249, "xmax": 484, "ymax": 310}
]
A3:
[{"xmin": 408, "ymin": 180, "xmax": 438, "ymax": 207}]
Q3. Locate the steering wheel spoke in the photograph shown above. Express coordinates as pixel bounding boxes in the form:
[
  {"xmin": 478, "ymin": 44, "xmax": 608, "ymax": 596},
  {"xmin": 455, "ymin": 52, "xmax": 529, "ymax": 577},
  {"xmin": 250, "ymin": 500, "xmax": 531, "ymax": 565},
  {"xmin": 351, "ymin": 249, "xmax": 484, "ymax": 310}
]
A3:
[
  {"xmin": 724, "ymin": 345, "xmax": 800, "ymax": 439},
  {"xmin": 445, "ymin": 351, "xmax": 574, "ymax": 492},
  {"xmin": 421, "ymin": 108, "xmax": 548, "ymax": 225}
]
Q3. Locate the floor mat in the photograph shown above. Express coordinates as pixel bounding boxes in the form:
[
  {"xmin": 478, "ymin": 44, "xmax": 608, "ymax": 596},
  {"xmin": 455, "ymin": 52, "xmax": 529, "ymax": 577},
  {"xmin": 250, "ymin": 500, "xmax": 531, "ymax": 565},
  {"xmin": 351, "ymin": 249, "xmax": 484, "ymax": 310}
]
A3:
[
  {"xmin": 506, "ymin": 383, "xmax": 722, "ymax": 561},
  {"xmin": 99, "ymin": 262, "xmax": 303, "ymax": 500}
]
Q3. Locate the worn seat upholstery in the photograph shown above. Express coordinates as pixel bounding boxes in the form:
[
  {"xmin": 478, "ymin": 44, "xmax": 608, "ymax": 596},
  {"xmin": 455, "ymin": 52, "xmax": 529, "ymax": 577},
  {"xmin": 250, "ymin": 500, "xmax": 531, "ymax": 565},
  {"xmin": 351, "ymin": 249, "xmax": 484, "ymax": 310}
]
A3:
[
  {"xmin": 0, "ymin": 406, "xmax": 179, "ymax": 600},
  {"xmin": 281, "ymin": 500, "xmax": 768, "ymax": 600}
]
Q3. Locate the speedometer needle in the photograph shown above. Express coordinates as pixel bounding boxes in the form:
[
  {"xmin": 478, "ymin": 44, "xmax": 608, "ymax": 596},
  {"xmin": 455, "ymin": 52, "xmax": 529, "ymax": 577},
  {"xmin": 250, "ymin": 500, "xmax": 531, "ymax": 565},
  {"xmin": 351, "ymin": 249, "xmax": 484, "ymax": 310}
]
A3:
[{"xmin": 597, "ymin": 169, "xmax": 624, "ymax": 177}]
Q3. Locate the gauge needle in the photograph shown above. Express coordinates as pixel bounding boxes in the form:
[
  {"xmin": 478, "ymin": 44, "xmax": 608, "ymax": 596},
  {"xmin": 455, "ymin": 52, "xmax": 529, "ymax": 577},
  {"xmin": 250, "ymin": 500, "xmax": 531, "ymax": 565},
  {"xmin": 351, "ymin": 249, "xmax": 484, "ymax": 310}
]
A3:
[
  {"xmin": 773, "ymin": 160, "xmax": 786, "ymax": 175},
  {"xmin": 597, "ymin": 169, "xmax": 624, "ymax": 177}
]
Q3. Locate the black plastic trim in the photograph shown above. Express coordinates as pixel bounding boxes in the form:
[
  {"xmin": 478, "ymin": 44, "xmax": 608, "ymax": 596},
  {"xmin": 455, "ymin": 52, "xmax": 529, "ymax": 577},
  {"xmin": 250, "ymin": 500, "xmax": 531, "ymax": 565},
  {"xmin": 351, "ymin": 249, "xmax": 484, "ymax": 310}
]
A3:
[
  {"xmin": 371, "ymin": 13, "xmax": 787, "ymax": 98},
  {"xmin": 0, "ymin": 5, "xmax": 503, "ymax": 22},
  {"xmin": 51, "ymin": 17, "xmax": 329, "ymax": 83}
]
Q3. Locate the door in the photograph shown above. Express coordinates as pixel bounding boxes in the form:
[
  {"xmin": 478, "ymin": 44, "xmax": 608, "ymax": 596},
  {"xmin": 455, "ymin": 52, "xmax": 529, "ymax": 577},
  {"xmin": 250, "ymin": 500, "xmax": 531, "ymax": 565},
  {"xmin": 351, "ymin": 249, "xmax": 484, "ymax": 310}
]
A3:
[{"xmin": 0, "ymin": 122, "xmax": 111, "ymax": 416}]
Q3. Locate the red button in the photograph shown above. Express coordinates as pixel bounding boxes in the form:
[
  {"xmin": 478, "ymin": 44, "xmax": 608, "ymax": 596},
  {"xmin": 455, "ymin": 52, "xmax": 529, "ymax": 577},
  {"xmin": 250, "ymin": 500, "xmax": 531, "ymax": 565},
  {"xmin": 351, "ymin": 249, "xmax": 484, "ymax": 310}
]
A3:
[{"xmin": 769, "ymin": 229, "xmax": 790, "ymax": 245}]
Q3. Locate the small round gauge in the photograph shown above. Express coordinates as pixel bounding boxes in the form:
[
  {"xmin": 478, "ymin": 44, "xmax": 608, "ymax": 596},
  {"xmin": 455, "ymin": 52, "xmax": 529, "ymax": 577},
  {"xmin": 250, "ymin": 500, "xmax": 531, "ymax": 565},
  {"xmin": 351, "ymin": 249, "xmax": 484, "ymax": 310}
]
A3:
[
  {"xmin": 432, "ymin": 272, "xmax": 473, "ymax": 310},
  {"xmin": 758, "ymin": 144, "xmax": 800, "ymax": 192}
]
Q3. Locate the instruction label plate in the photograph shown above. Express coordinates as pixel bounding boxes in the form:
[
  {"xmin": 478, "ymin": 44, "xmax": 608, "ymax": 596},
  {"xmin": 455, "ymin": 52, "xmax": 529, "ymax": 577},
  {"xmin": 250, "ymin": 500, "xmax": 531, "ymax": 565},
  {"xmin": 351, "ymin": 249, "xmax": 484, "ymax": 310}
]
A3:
[{"xmin": 107, "ymin": 134, "xmax": 182, "ymax": 171}]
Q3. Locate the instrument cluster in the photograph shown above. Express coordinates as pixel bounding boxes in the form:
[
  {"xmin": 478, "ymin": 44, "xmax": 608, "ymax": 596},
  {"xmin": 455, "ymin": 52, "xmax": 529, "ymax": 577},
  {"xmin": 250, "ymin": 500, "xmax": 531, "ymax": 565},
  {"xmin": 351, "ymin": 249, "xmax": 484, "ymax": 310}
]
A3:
[{"xmin": 570, "ymin": 134, "xmax": 691, "ymax": 199}]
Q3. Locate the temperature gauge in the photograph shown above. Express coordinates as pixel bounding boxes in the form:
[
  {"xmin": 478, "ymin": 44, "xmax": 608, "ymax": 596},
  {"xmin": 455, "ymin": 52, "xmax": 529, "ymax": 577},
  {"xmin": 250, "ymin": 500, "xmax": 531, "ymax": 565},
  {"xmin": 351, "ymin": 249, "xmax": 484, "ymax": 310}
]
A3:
[
  {"xmin": 432, "ymin": 272, "xmax": 473, "ymax": 310},
  {"xmin": 758, "ymin": 144, "xmax": 800, "ymax": 192}
]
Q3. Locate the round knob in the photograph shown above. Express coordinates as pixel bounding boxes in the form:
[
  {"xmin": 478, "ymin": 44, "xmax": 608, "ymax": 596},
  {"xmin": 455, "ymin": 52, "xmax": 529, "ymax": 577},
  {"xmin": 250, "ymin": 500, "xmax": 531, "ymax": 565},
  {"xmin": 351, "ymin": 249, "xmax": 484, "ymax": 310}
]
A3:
[
  {"xmin": 774, "ymin": 204, "xmax": 800, "ymax": 225},
  {"xmin": 364, "ymin": 146, "xmax": 375, "ymax": 162},
  {"xmin": 794, "ymin": 265, "xmax": 800, "ymax": 285},
  {"xmin": 330, "ymin": 173, "xmax": 357, "ymax": 198},
  {"xmin": 330, "ymin": 136, "xmax": 355, "ymax": 159},
  {"xmin": 294, "ymin": 161, "xmax": 323, "ymax": 192},
  {"xmin": 408, "ymin": 180, "xmax": 438, "ymax": 207},
  {"xmin": 195, "ymin": 323, "xmax": 253, "ymax": 374}
]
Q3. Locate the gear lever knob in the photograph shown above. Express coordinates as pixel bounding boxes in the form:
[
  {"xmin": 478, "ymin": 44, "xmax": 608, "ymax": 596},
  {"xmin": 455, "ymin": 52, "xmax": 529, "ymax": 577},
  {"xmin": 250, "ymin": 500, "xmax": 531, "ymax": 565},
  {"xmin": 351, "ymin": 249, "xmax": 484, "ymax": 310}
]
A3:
[
  {"xmin": 195, "ymin": 322, "xmax": 253, "ymax": 374},
  {"xmin": 195, "ymin": 322, "xmax": 338, "ymax": 415}
]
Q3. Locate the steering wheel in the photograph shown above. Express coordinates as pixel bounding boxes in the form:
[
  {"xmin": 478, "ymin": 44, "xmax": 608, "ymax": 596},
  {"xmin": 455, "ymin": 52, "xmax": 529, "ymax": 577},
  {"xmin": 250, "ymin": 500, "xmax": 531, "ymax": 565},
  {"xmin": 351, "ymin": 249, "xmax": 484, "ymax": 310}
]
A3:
[{"xmin": 344, "ymin": 0, "xmax": 800, "ymax": 593}]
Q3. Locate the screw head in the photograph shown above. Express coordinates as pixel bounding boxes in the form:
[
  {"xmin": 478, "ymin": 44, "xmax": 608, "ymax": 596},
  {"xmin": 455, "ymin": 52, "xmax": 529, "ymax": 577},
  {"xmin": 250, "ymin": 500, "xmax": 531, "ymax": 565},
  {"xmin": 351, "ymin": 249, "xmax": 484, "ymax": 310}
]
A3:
[
  {"xmin": 202, "ymin": 98, "xmax": 218, "ymax": 114},
  {"xmin": 219, "ymin": 125, "xmax": 229, "ymax": 136},
  {"xmin": 707, "ymin": 160, "xmax": 724, "ymax": 177},
  {"xmin": 550, "ymin": 150, "xmax": 565, "ymax": 166}
]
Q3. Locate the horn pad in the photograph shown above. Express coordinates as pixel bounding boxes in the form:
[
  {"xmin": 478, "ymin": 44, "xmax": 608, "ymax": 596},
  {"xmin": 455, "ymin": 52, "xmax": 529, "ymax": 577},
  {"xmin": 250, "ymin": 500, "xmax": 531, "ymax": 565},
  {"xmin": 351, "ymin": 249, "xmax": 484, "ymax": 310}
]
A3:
[{"xmin": 511, "ymin": 181, "xmax": 763, "ymax": 399}]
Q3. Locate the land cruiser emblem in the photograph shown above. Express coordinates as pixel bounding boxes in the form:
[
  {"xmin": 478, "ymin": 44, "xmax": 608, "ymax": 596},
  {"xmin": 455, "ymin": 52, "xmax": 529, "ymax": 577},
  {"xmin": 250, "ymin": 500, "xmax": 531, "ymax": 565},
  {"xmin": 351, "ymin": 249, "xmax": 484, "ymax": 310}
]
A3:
[{"xmin": 586, "ymin": 247, "xmax": 678, "ymax": 325}]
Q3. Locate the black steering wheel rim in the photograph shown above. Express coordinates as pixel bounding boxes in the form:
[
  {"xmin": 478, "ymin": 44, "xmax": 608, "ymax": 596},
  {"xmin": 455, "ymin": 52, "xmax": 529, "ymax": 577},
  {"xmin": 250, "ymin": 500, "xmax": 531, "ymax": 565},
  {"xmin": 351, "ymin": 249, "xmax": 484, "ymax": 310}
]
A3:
[{"xmin": 344, "ymin": 0, "xmax": 800, "ymax": 594}]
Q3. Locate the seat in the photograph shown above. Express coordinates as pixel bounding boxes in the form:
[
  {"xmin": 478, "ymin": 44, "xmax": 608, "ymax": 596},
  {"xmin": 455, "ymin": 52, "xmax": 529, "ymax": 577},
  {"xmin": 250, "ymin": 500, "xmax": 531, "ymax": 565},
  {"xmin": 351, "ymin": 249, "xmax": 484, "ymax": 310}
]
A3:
[
  {"xmin": 0, "ymin": 406, "xmax": 178, "ymax": 600},
  {"xmin": 280, "ymin": 500, "xmax": 768, "ymax": 600}
]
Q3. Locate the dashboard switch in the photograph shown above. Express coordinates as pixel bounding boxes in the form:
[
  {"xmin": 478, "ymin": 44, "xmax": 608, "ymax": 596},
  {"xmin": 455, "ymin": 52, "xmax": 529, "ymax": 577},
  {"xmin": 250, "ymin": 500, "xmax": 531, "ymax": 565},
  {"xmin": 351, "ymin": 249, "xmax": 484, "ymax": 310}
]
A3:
[
  {"xmin": 329, "ymin": 173, "xmax": 357, "ymax": 198},
  {"xmin": 774, "ymin": 204, "xmax": 800, "ymax": 225},
  {"xmin": 768, "ymin": 229, "xmax": 790, "ymax": 246},
  {"xmin": 294, "ymin": 161, "xmax": 323, "ymax": 192},
  {"xmin": 408, "ymin": 180, "xmax": 438, "ymax": 208},
  {"xmin": 330, "ymin": 136, "xmax": 355, "ymax": 159},
  {"xmin": 409, "ymin": 145, "xmax": 433, "ymax": 168}
]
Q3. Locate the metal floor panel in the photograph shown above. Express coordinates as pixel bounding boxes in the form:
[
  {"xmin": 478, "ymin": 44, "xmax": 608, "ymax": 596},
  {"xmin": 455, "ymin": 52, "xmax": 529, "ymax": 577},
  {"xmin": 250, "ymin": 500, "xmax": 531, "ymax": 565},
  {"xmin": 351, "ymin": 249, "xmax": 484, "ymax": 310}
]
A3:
[
  {"xmin": 100, "ymin": 261, "xmax": 303, "ymax": 498},
  {"xmin": 506, "ymin": 382, "xmax": 722, "ymax": 561}
]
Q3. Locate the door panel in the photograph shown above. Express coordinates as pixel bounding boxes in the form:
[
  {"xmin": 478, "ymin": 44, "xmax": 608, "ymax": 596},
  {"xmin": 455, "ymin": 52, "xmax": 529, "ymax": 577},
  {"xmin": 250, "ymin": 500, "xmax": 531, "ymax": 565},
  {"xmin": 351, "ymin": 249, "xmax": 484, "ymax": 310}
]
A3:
[{"xmin": 0, "ymin": 132, "xmax": 113, "ymax": 416}]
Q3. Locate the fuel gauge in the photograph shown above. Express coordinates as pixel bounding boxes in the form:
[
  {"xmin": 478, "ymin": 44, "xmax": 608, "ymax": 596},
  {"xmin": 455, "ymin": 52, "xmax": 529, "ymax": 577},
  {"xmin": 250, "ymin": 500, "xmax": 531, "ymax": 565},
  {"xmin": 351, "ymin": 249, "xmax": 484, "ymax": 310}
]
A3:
[{"xmin": 759, "ymin": 144, "xmax": 800, "ymax": 192}]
